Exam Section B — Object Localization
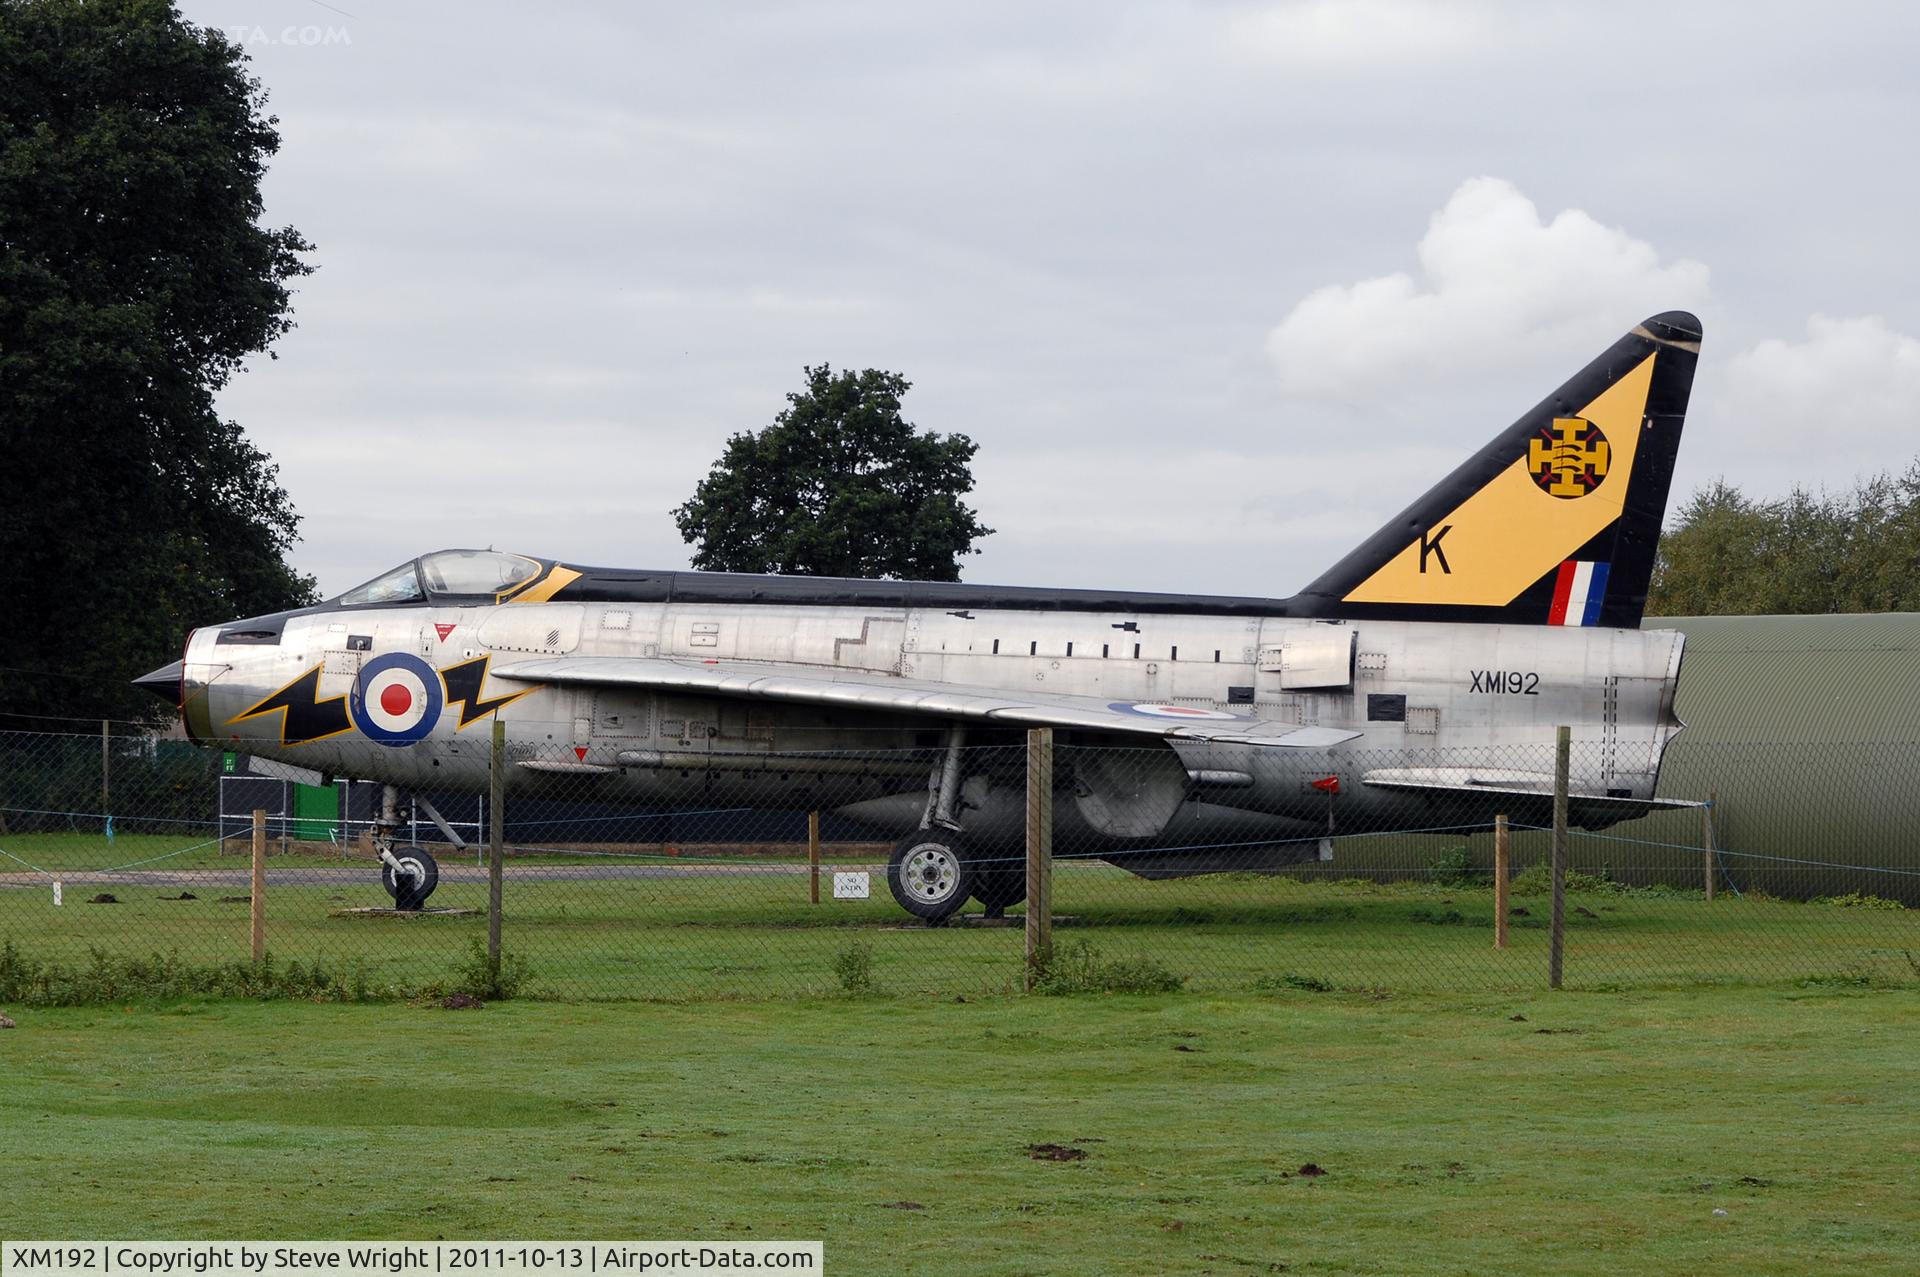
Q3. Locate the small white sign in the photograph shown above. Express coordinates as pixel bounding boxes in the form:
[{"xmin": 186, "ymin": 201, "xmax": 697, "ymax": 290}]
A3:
[
  {"xmin": 832, "ymin": 871, "xmax": 870, "ymax": 899},
  {"xmin": 53, "ymin": 880, "xmax": 63, "ymax": 907}
]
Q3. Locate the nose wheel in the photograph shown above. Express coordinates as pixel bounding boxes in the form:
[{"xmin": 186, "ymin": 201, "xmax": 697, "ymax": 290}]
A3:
[{"xmin": 379, "ymin": 845, "xmax": 440, "ymax": 911}]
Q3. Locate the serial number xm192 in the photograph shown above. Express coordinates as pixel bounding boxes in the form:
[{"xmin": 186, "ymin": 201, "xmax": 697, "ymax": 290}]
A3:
[{"xmin": 1469, "ymin": 670, "xmax": 1539, "ymax": 695}]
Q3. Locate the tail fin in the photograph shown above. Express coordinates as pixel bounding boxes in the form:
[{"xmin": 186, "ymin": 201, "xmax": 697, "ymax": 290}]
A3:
[{"xmin": 1293, "ymin": 311, "xmax": 1700, "ymax": 628}]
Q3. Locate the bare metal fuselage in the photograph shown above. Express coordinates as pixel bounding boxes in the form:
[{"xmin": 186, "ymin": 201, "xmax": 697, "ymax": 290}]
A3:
[{"xmin": 185, "ymin": 597, "xmax": 1685, "ymax": 866}]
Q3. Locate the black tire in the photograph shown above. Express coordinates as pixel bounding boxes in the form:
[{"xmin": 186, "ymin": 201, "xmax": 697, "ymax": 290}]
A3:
[
  {"xmin": 381, "ymin": 846, "xmax": 440, "ymax": 911},
  {"xmin": 887, "ymin": 833, "xmax": 974, "ymax": 922},
  {"xmin": 972, "ymin": 863, "xmax": 1027, "ymax": 917}
]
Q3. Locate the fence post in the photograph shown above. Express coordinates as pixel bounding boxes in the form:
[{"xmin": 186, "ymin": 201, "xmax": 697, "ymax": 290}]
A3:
[
  {"xmin": 1549, "ymin": 726, "xmax": 1569, "ymax": 990},
  {"xmin": 1493, "ymin": 813, "xmax": 1510, "ymax": 950},
  {"xmin": 808, "ymin": 809, "xmax": 821, "ymax": 904},
  {"xmin": 100, "ymin": 718, "xmax": 110, "ymax": 817},
  {"xmin": 250, "ymin": 808, "xmax": 267, "ymax": 964},
  {"xmin": 1025, "ymin": 727, "xmax": 1054, "ymax": 990},
  {"xmin": 488, "ymin": 719, "xmax": 505, "ymax": 976},
  {"xmin": 1702, "ymin": 791, "xmax": 1717, "ymax": 902}
]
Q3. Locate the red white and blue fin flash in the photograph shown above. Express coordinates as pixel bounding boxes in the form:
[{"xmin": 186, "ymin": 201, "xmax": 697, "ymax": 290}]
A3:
[{"xmin": 1548, "ymin": 560, "xmax": 1610, "ymax": 627}]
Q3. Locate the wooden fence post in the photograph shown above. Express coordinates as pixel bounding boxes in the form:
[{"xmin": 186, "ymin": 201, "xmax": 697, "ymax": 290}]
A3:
[
  {"xmin": 1493, "ymin": 813, "xmax": 1510, "ymax": 950},
  {"xmin": 250, "ymin": 808, "xmax": 266, "ymax": 964},
  {"xmin": 1549, "ymin": 726, "xmax": 1569, "ymax": 990},
  {"xmin": 488, "ymin": 719, "xmax": 505, "ymax": 974},
  {"xmin": 808, "ymin": 810, "xmax": 822, "ymax": 904},
  {"xmin": 1703, "ymin": 791, "xmax": 1718, "ymax": 902},
  {"xmin": 1025, "ymin": 727, "xmax": 1054, "ymax": 990}
]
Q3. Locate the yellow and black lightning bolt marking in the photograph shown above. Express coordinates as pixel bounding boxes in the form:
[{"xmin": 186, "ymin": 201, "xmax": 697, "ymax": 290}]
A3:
[
  {"xmin": 440, "ymin": 655, "xmax": 537, "ymax": 729},
  {"xmin": 227, "ymin": 666, "xmax": 355, "ymax": 746}
]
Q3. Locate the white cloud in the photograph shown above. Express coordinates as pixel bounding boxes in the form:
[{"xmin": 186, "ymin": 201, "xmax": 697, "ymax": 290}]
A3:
[
  {"xmin": 1704, "ymin": 314, "xmax": 1920, "ymax": 485},
  {"xmin": 1266, "ymin": 177, "xmax": 1711, "ymax": 398}
]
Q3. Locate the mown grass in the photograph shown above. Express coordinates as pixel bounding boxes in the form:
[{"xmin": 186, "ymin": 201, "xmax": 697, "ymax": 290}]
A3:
[
  {"xmin": 3, "ymin": 864, "xmax": 1916, "ymax": 1000},
  {"xmin": 0, "ymin": 989, "xmax": 1915, "ymax": 1276},
  {"xmin": 0, "ymin": 830, "xmax": 847, "ymax": 873}
]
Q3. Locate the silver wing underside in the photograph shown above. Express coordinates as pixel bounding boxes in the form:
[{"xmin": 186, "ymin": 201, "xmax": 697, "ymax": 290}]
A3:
[{"xmin": 492, "ymin": 655, "xmax": 1363, "ymax": 749}]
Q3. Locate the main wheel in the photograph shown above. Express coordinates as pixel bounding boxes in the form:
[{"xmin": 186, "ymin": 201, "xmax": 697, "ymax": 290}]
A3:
[
  {"xmin": 887, "ymin": 833, "xmax": 974, "ymax": 922},
  {"xmin": 972, "ymin": 864, "xmax": 1027, "ymax": 918},
  {"xmin": 381, "ymin": 846, "xmax": 440, "ymax": 911}
]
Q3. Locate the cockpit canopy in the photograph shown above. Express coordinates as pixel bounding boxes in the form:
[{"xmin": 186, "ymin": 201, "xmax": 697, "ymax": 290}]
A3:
[{"xmin": 334, "ymin": 549, "xmax": 543, "ymax": 606}]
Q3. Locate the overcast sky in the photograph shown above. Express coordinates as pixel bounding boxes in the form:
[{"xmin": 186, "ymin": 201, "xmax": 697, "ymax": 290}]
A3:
[{"xmin": 180, "ymin": 0, "xmax": 1920, "ymax": 599}]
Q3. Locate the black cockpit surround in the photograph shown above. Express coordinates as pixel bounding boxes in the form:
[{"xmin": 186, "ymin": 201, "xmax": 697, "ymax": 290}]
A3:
[{"xmin": 214, "ymin": 605, "xmax": 322, "ymax": 645}]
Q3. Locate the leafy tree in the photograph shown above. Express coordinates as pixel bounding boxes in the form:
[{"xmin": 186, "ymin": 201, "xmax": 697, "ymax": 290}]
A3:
[
  {"xmin": 674, "ymin": 364, "xmax": 993, "ymax": 580},
  {"xmin": 0, "ymin": 0, "xmax": 316, "ymax": 730},
  {"xmin": 1649, "ymin": 468, "xmax": 1920, "ymax": 615}
]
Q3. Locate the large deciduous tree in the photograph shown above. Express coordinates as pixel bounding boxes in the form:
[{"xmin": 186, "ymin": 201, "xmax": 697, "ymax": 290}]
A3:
[
  {"xmin": 673, "ymin": 365, "xmax": 993, "ymax": 581},
  {"xmin": 0, "ymin": 0, "xmax": 316, "ymax": 729}
]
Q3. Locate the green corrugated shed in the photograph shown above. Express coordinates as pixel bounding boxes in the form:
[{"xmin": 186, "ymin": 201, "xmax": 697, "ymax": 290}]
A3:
[
  {"xmin": 1651, "ymin": 613, "xmax": 1920, "ymax": 743},
  {"xmin": 1628, "ymin": 613, "xmax": 1920, "ymax": 900}
]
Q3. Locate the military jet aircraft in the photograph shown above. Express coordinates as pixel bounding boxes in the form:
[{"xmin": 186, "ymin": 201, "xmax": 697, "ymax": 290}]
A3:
[{"xmin": 137, "ymin": 311, "xmax": 1701, "ymax": 919}]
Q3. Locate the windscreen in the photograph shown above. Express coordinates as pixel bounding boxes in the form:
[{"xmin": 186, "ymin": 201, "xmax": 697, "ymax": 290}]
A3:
[{"xmin": 335, "ymin": 562, "xmax": 425, "ymax": 606}]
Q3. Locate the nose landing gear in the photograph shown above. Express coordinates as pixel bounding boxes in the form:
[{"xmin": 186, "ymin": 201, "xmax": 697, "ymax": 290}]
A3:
[
  {"xmin": 372, "ymin": 785, "xmax": 444, "ymax": 911},
  {"xmin": 379, "ymin": 845, "xmax": 441, "ymax": 911}
]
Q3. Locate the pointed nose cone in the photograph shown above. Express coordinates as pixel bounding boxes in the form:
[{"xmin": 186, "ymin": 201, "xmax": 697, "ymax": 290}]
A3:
[{"xmin": 133, "ymin": 659, "xmax": 184, "ymax": 706}]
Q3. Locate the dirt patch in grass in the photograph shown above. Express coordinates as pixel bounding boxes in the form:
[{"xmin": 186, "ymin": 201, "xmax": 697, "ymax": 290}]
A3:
[{"xmin": 1026, "ymin": 1143, "xmax": 1089, "ymax": 1162}]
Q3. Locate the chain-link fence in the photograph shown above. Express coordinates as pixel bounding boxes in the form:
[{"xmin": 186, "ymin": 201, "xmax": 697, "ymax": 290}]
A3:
[{"xmin": 2, "ymin": 727, "xmax": 1917, "ymax": 1002}]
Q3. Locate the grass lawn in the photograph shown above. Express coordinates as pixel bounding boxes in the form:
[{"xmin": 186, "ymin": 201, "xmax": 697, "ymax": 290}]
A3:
[
  {"xmin": 4, "ymin": 867, "xmax": 1917, "ymax": 998},
  {"xmin": 1, "ymin": 988, "xmax": 1915, "ymax": 1275},
  {"xmin": 0, "ymin": 831, "xmax": 839, "ymax": 874}
]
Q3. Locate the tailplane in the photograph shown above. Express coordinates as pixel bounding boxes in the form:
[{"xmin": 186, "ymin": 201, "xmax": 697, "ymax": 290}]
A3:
[{"xmin": 1294, "ymin": 311, "xmax": 1700, "ymax": 628}]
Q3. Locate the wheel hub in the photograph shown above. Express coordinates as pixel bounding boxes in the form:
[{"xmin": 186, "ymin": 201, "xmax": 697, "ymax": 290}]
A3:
[{"xmin": 902, "ymin": 844, "xmax": 958, "ymax": 903}]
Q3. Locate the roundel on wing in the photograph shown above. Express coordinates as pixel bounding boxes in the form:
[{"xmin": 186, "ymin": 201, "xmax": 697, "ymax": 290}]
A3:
[
  {"xmin": 1108, "ymin": 702, "xmax": 1248, "ymax": 722},
  {"xmin": 351, "ymin": 652, "xmax": 444, "ymax": 746}
]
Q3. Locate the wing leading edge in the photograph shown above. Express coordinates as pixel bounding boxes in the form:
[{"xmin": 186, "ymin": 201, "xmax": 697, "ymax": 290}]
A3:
[{"xmin": 490, "ymin": 656, "xmax": 1362, "ymax": 748}]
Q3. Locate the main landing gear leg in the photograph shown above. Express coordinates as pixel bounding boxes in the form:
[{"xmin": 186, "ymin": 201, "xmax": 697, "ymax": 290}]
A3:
[{"xmin": 888, "ymin": 727, "xmax": 975, "ymax": 923}]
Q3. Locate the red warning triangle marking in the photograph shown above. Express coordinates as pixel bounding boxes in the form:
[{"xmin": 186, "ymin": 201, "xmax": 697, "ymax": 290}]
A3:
[
  {"xmin": 574, "ymin": 746, "xmax": 588, "ymax": 761},
  {"xmin": 433, "ymin": 623, "xmax": 456, "ymax": 642}
]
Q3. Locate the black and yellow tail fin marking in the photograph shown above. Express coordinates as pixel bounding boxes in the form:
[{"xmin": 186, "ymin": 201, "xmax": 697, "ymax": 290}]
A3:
[{"xmin": 1294, "ymin": 311, "xmax": 1700, "ymax": 628}]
